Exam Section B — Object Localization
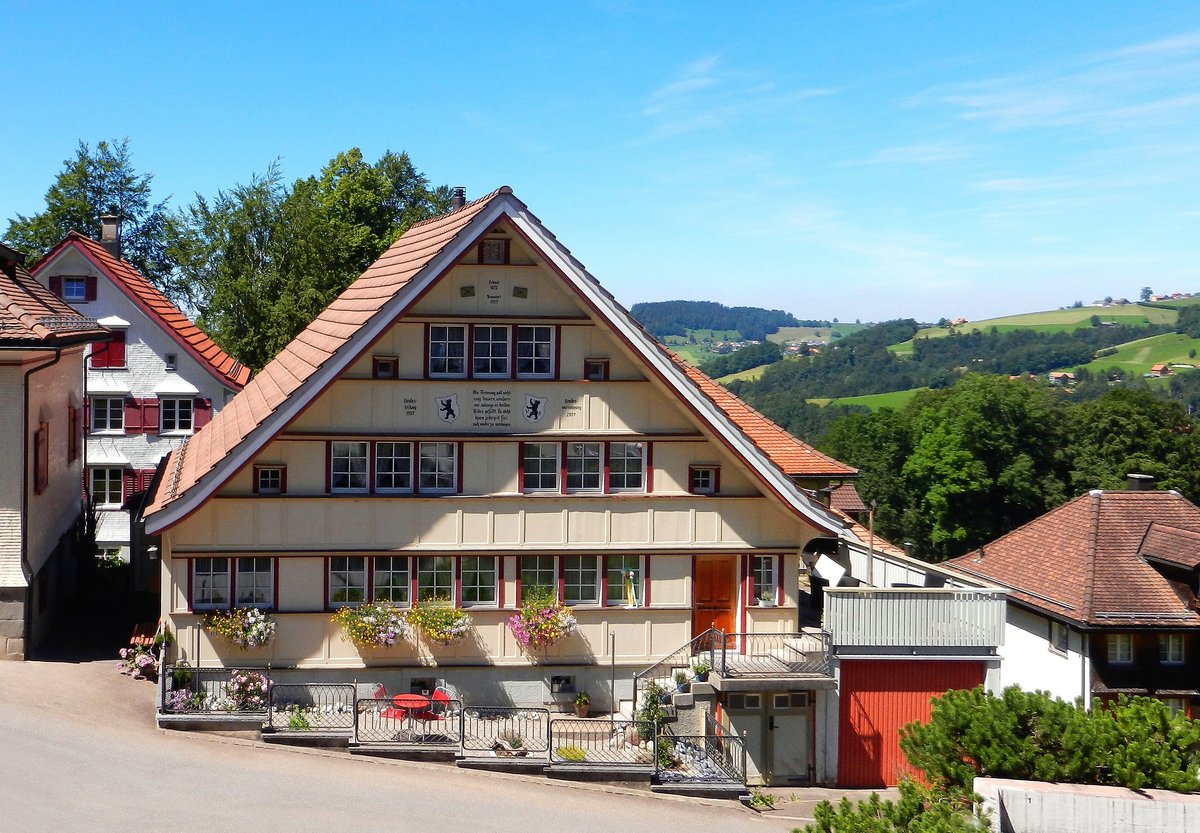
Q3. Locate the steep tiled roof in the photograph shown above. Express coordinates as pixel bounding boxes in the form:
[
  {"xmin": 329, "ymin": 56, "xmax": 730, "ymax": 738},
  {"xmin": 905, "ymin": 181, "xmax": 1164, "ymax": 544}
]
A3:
[
  {"xmin": 668, "ymin": 355, "xmax": 857, "ymax": 478},
  {"xmin": 947, "ymin": 490, "xmax": 1200, "ymax": 627},
  {"xmin": 0, "ymin": 252, "xmax": 108, "ymax": 346},
  {"xmin": 143, "ymin": 187, "xmax": 852, "ymax": 535},
  {"xmin": 32, "ymin": 233, "xmax": 249, "ymax": 389},
  {"xmin": 144, "ymin": 188, "xmax": 503, "ymax": 517}
]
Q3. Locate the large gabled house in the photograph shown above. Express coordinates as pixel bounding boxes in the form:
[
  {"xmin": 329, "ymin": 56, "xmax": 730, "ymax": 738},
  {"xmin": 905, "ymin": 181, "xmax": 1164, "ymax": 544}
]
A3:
[
  {"xmin": 948, "ymin": 478, "xmax": 1200, "ymax": 717},
  {"xmin": 0, "ymin": 243, "xmax": 109, "ymax": 658},
  {"xmin": 31, "ymin": 219, "xmax": 249, "ymax": 583},
  {"xmin": 140, "ymin": 186, "xmax": 882, "ymax": 783}
]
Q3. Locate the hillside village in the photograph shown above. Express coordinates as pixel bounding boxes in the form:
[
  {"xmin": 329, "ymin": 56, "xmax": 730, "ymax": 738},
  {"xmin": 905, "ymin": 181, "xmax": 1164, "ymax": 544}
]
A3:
[{"xmin": 4, "ymin": 185, "xmax": 1200, "ymax": 824}]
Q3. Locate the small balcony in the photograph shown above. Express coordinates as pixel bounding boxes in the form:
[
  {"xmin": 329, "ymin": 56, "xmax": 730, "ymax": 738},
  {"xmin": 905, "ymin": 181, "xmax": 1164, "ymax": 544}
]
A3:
[{"xmin": 824, "ymin": 587, "xmax": 1006, "ymax": 657}]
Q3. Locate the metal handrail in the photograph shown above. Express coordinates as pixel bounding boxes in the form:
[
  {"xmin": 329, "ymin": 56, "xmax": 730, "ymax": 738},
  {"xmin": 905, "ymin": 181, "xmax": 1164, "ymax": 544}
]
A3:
[
  {"xmin": 160, "ymin": 664, "xmax": 273, "ymax": 714},
  {"xmin": 460, "ymin": 706, "xmax": 549, "ymax": 758},
  {"xmin": 718, "ymin": 631, "xmax": 832, "ymax": 677},
  {"xmin": 632, "ymin": 628, "xmax": 723, "ymax": 697},
  {"xmin": 354, "ymin": 697, "xmax": 464, "ymax": 746},
  {"xmin": 655, "ymin": 724, "xmax": 745, "ymax": 784},
  {"xmin": 549, "ymin": 718, "xmax": 655, "ymax": 766},
  {"xmin": 268, "ymin": 684, "xmax": 356, "ymax": 730}
]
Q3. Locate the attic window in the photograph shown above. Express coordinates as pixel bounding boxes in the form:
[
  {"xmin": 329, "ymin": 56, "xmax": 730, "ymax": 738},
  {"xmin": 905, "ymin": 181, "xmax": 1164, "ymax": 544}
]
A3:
[
  {"xmin": 689, "ymin": 466, "xmax": 720, "ymax": 495},
  {"xmin": 373, "ymin": 356, "xmax": 398, "ymax": 379},
  {"xmin": 479, "ymin": 238, "xmax": 510, "ymax": 265},
  {"xmin": 62, "ymin": 277, "xmax": 87, "ymax": 302},
  {"xmin": 164, "ymin": 354, "xmax": 178, "ymax": 371},
  {"xmin": 584, "ymin": 359, "xmax": 609, "ymax": 381}
]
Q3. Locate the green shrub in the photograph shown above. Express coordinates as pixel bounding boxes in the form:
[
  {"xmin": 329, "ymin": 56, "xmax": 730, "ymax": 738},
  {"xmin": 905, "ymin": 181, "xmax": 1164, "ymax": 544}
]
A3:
[{"xmin": 556, "ymin": 745, "xmax": 586, "ymax": 762}]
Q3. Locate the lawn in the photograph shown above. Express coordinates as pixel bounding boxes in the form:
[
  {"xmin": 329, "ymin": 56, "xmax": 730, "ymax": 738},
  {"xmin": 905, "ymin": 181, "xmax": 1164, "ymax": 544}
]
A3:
[
  {"xmin": 770, "ymin": 323, "xmax": 866, "ymax": 343},
  {"xmin": 807, "ymin": 388, "xmax": 928, "ymax": 411},
  {"xmin": 1069, "ymin": 332, "xmax": 1200, "ymax": 376},
  {"xmin": 714, "ymin": 364, "xmax": 773, "ymax": 384}
]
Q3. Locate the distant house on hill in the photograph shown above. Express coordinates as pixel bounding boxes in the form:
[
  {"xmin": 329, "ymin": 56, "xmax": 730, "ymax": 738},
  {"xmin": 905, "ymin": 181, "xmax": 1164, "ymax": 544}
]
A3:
[
  {"xmin": 1047, "ymin": 371, "xmax": 1075, "ymax": 386},
  {"xmin": 1149, "ymin": 363, "xmax": 1172, "ymax": 377},
  {"xmin": 948, "ymin": 317, "xmax": 968, "ymax": 327}
]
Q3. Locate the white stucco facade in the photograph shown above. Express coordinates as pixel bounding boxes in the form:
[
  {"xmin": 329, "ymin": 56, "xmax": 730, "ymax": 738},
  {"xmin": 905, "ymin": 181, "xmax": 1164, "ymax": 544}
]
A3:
[{"xmin": 998, "ymin": 603, "xmax": 1089, "ymax": 705}]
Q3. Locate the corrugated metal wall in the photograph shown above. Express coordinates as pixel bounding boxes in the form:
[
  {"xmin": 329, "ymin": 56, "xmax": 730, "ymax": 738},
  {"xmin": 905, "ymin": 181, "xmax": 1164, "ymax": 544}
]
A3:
[{"xmin": 837, "ymin": 659, "xmax": 984, "ymax": 787}]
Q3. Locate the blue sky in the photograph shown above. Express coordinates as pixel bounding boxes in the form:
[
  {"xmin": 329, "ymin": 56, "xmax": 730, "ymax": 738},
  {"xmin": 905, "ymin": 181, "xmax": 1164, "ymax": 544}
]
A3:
[{"xmin": 3, "ymin": 1, "xmax": 1199, "ymax": 322}]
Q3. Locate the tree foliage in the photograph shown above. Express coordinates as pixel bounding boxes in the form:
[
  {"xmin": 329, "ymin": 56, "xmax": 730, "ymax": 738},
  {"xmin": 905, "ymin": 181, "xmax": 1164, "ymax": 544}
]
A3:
[
  {"xmin": 698, "ymin": 339, "xmax": 783, "ymax": 377},
  {"xmin": 900, "ymin": 686, "xmax": 1200, "ymax": 793},
  {"xmin": 170, "ymin": 149, "xmax": 450, "ymax": 370},
  {"xmin": 801, "ymin": 780, "xmax": 986, "ymax": 833},
  {"xmin": 629, "ymin": 300, "xmax": 803, "ymax": 340},
  {"xmin": 1175, "ymin": 304, "xmax": 1200, "ymax": 338},
  {"xmin": 3, "ymin": 138, "xmax": 175, "ymax": 296}
]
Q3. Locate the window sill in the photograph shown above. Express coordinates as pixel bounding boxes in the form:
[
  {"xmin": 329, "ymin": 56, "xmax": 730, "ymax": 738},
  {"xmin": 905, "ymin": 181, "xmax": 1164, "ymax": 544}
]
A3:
[
  {"xmin": 89, "ymin": 430, "xmax": 126, "ymax": 437},
  {"xmin": 160, "ymin": 430, "xmax": 195, "ymax": 437}
]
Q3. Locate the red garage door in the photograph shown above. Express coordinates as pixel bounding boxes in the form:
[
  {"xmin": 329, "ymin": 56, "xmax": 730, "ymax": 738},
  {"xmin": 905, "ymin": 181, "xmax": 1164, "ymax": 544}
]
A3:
[{"xmin": 837, "ymin": 660, "xmax": 984, "ymax": 788}]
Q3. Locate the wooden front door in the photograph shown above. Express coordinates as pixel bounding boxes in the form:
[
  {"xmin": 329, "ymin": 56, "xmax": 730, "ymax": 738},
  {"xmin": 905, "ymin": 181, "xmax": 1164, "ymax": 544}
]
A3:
[{"xmin": 693, "ymin": 556, "xmax": 737, "ymax": 639}]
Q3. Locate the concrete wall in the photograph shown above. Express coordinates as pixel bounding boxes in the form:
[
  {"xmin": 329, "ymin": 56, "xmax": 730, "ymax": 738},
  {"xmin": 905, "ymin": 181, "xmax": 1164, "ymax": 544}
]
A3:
[
  {"xmin": 999, "ymin": 605, "xmax": 1087, "ymax": 704},
  {"xmin": 975, "ymin": 777, "xmax": 1200, "ymax": 833}
]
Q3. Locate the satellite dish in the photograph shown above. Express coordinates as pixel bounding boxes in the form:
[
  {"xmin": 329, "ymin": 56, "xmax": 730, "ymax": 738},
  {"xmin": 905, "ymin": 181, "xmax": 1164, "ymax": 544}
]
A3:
[{"xmin": 812, "ymin": 554, "xmax": 846, "ymax": 586}]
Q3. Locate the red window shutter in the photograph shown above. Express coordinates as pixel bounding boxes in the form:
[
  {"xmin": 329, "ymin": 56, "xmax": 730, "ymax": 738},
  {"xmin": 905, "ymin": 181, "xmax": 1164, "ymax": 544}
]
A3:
[
  {"xmin": 90, "ymin": 340, "xmax": 109, "ymax": 369},
  {"xmin": 122, "ymin": 468, "xmax": 135, "ymax": 503},
  {"xmin": 49, "ymin": 276, "xmax": 62, "ymax": 297},
  {"xmin": 109, "ymin": 332, "xmax": 126, "ymax": 367},
  {"xmin": 85, "ymin": 275, "xmax": 98, "ymax": 302},
  {"xmin": 193, "ymin": 398, "xmax": 212, "ymax": 428},
  {"xmin": 124, "ymin": 397, "xmax": 143, "ymax": 433},
  {"xmin": 142, "ymin": 398, "xmax": 160, "ymax": 435}
]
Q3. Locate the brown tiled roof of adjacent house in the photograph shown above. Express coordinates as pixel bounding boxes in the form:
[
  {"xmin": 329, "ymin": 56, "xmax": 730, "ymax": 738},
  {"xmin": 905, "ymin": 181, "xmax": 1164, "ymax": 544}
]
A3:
[
  {"xmin": 0, "ymin": 248, "xmax": 108, "ymax": 346},
  {"xmin": 668, "ymin": 355, "xmax": 857, "ymax": 479},
  {"xmin": 143, "ymin": 187, "xmax": 854, "ymax": 532},
  {"xmin": 830, "ymin": 482, "xmax": 869, "ymax": 515},
  {"xmin": 947, "ymin": 490, "xmax": 1200, "ymax": 628},
  {"xmin": 32, "ymin": 232, "xmax": 250, "ymax": 389},
  {"xmin": 1139, "ymin": 522, "xmax": 1200, "ymax": 571}
]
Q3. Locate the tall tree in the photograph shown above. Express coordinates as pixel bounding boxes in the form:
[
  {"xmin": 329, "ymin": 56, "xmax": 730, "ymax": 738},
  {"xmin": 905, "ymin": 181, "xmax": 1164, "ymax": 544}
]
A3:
[
  {"xmin": 3, "ymin": 138, "xmax": 175, "ymax": 294},
  {"xmin": 171, "ymin": 149, "xmax": 451, "ymax": 370}
]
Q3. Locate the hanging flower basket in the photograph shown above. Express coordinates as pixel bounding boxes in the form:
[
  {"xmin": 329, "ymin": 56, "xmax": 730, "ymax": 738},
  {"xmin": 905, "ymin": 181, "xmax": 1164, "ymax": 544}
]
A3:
[
  {"xmin": 203, "ymin": 607, "xmax": 276, "ymax": 649},
  {"xmin": 507, "ymin": 585, "xmax": 577, "ymax": 653},
  {"xmin": 332, "ymin": 602, "xmax": 409, "ymax": 649},
  {"xmin": 405, "ymin": 597, "xmax": 472, "ymax": 646}
]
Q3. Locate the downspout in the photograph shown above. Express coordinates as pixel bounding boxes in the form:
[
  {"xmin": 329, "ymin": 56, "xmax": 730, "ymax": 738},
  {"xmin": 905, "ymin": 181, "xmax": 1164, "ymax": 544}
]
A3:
[{"xmin": 12, "ymin": 346, "xmax": 65, "ymax": 659}]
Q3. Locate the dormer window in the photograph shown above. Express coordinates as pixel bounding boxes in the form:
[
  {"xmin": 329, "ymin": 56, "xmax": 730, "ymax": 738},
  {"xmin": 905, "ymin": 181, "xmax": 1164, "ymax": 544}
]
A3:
[{"xmin": 479, "ymin": 238, "xmax": 510, "ymax": 264}]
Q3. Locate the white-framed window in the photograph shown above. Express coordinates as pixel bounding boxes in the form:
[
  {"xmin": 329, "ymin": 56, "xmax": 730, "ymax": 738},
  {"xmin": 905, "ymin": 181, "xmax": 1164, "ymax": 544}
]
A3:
[
  {"xmin": 62, "ymin": 276, "xmax": 87, "ymax": 302},
  {"xmin": 584, "ymin": 358, "xmax": 609, "ymax": 381},
  {"xmin": 373, "ymin": 556, "xmax": 410, "ymax": 606},
  {"xmin": 563, "ymin": 556, "xmax": 599, "ymax": 605},
  {"xmin": 90, "ymin": 467, "xmax": 124, "ymax": 507},
  {"xmin": 606, "ymin": 555, "xmax": 643, "ymax": 607},
  {"xmin": 236, "ymin": 557, "xmax": 273, "ymax": 608},
  {"xmin": 1160, "ymin": 633, "xmax": 1186, "ymax": 665},
  {"xmin": 428, "ymin": 325, "xmax": 467, "ymax": 377},
  {"xmin": 1107, "ymin": 633, "xmax": 1133, "ymax": 664},
  {"xmin": 523, "ymin": 443, "xmax": 560, "ymax": 492},
  {"xmin": 255, "ymin": 465, "xmax": 284, "ymax": 495},
  {"xmin": 1049, "ymin": 620, "xmax": 1069, "ymax": 655},
  {"xmin": 1164, "ymin": 697, "xmax": 1189, "ymax": 717},
  {"xmin": 566, "ymin": 442, "xmax": 602, "ymax": 492},
  {"xmin": 460, "ymin": 556, "xmax": 497, "ymax": 606},
  {"xmin": 472, "ymin": 325, "xmax": 510, "ymax": 377},
  {"xmin": 160, "ymin": 397, "xmax": 193, "ymax": 432},
  {"xmin": 520, "ymin": 555, "xmax": 557, "ymax": 603},
  {"xmin": 329, "ymin": 556, "xmax": 367, "ymax": 607},
  {"xmin": 375, "ymin": 442, "xmax": 413, "ymax": 492},
  {"xmin": 91, "ymin": 397, "xmax": 124, "ymax": 433},
  {"xmin": 516, "ymin": 325, "xmax": 554, "ymax": 378},
  {"xmin": 608, "ymin": 442, "xmax": 645, "ymax": 492},
  {"xmin": 418, "ymin": 442, "xmax": 457, "ymax": 493},
  {"xmin": 752, "ymin": 555, "xmax": 777, "ymax": 604},
  {"xmin": 689, "ymin": 466, "xmax": 719, "ymax": 495},
  {"xmin": 331, "ymin": 442, "xmax": 369, "ymax": 493},
  {"xmin": 416, "ymin": 555, "xmax": 453, "ymax": 602},
  {"xmin": 192, "ymin": 557, "xmax": 230, "ymax": 610}
]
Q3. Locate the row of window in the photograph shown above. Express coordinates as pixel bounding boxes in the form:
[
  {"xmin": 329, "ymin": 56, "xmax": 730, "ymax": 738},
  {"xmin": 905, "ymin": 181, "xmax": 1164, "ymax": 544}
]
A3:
[
  {"xmin": 191, "ymin": 554, "xmax": 783, "ymax": 612},
  {"xmin": 427, "ymin": 324, "xmax": 556, "ymax": 380},
  {"xmin": 1105, "ymin": 632, "xmax": 1187, "ymax": 665},
  {"xmin": 257, "ymin": 440, "xmax": 721, "ymax": 497},
  {"xmin": 91, "ymin": 396, "xmax": 204, "ymax": 434}
]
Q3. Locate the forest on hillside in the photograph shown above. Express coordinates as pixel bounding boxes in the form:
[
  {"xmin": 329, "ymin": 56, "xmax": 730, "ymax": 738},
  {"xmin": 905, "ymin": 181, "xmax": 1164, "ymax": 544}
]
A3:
[{"xmin": 628, "ymin": 300, "xmax": 809, "ymax": 341}]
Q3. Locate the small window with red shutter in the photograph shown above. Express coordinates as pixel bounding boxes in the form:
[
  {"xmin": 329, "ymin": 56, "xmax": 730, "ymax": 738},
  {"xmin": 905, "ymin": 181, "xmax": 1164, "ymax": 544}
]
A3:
[{"xmin": 90, "ymin": 331, "xmax": 126, "ymax": 369}]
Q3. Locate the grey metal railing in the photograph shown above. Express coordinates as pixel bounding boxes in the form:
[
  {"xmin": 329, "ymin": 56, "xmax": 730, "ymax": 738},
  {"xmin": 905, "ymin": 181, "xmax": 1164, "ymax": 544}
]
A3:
[
  {"xmin": 718, "ymin": 631, "xmax": 832, "ymax": 677},
  {"xmin": 549, "ymin": 718, "xmax": 656, "ymax": 767},
  {"xmin": 654, "ymin": 725, "xmax": 745, "ymax": 784},
  {"xmin": 460, "ymin": 706, "xmax": 550, "ymax": 759},
  {"xmin": 824, "ymin": 587, "xmax": 1006, "ymax": 648},
  {"xmin": 160, "ymin": 665, "xmax": 272, "ymax": 714},
  {"xmin": 267, "ymin": 684, "xmax": 356, "ymax": 731},
  {"xmin": 633, "ymin": 628, "xmax": 722, "ymax": 698},
  {"xmin": 354, "ymin": 697, "xmax": 463, "ymax": 746}
]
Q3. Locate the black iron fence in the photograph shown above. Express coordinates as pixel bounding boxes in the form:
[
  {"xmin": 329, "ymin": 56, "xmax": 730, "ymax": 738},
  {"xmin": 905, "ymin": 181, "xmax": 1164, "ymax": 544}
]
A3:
[
  {"xmin": 718, "ymin": 631, "xmax": 831, "ymax": 677},
  {"xmin": 655, "ymin": 725, "xmax": 745, "ymax": 784},
  {"xmin": 160, "ymin": 665, "xmax": 273, "ymax": 714},
  {"xmin": 460, "ymin": 706, "xmax": 550, "ymax": 760},
  {"xmin": 549, "ymin": 718, "xmax": 656, "ymax": 767},
  {"xmin": 354, "ymin": 697, "xmax": 463, "ymax": 747},
  {"xmin": 267, "ymin": 684, "xmax": 357, "ymax": 731}
]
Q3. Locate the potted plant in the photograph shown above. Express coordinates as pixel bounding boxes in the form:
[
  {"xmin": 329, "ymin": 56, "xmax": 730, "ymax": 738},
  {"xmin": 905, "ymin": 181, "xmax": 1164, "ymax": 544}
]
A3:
[
  {"xmin": 203, "ymin": 607, "xmax": 276, "ymax": 648},
  {"xmin": 757, "ymin": 589, "xmax": 777, "ymax": 608},
  {"xmin": 405, "ymin": 597, "xmax": 472, "ymax": 645},
  {"xmin": 574, "ymin": 691, "xmax": 590, "ymax": 718},
  {"xmin": 673, "ymin": 669, "xmax": 690, "ymax": 691},
  {"xmin": 691, "ymin": 661, "xmax": 711, "ymax": 683},
  {"xmin": 506, "ymin": 585, "xmax": 577, "ymax": 654},
  {"xmin": 332, "ymin": 601, "xmax": 408, "ymax": 648}
]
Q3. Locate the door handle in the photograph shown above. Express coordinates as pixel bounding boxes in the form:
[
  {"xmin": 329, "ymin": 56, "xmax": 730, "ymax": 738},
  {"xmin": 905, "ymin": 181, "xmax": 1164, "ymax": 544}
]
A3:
[{"xmin": 769, "ymin": 716, "xmax": 775, "ymax": 730}]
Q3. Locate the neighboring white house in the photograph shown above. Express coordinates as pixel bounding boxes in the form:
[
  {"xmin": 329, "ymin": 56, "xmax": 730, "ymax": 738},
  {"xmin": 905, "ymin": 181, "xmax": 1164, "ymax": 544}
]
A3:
[
  {"xmin": 0, "ymin": 243, "xmax": 109, "ymax": 659},
  {"xmin": 32, "ymin": 219, "xmax": 249, "ymax": 570}
]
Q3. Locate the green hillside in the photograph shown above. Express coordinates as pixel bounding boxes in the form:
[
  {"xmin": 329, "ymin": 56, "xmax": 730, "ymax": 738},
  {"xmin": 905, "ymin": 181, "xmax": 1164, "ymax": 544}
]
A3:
[
  {"xmin": 714, "ymin": 364, "xmax": 773, "ymax": 384},
  {"xmin": 770, "ymin": 323, "xmax": 866, "ymax": 343},
  {"xmin": 808, "ymin": 388, "xmax": 928, "ymax": 411},
  {"xmin": 1070, "ymin": 332, "xmax": 1200, "ymax": 376}
]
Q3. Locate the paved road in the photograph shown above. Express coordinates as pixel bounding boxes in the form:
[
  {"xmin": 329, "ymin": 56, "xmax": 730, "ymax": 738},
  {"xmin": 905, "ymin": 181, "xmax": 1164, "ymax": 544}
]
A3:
[{"xmin": 0, "ymin": 660, "xmax": 797, "ymax": 833}]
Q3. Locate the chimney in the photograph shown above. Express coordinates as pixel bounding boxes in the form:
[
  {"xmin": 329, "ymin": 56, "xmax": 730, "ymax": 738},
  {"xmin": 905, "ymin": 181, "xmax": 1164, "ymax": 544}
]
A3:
[
  {"xmin": 450, "ymin": 187, "xmax": 466, "ymax": 210},
  {"xmin": 100, "ymin": 214, "xmax": 121, "ymax": 259},
  {"xmin": 1127, "ymin": 473, "xmax": 1156, "ymax": 491}
]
